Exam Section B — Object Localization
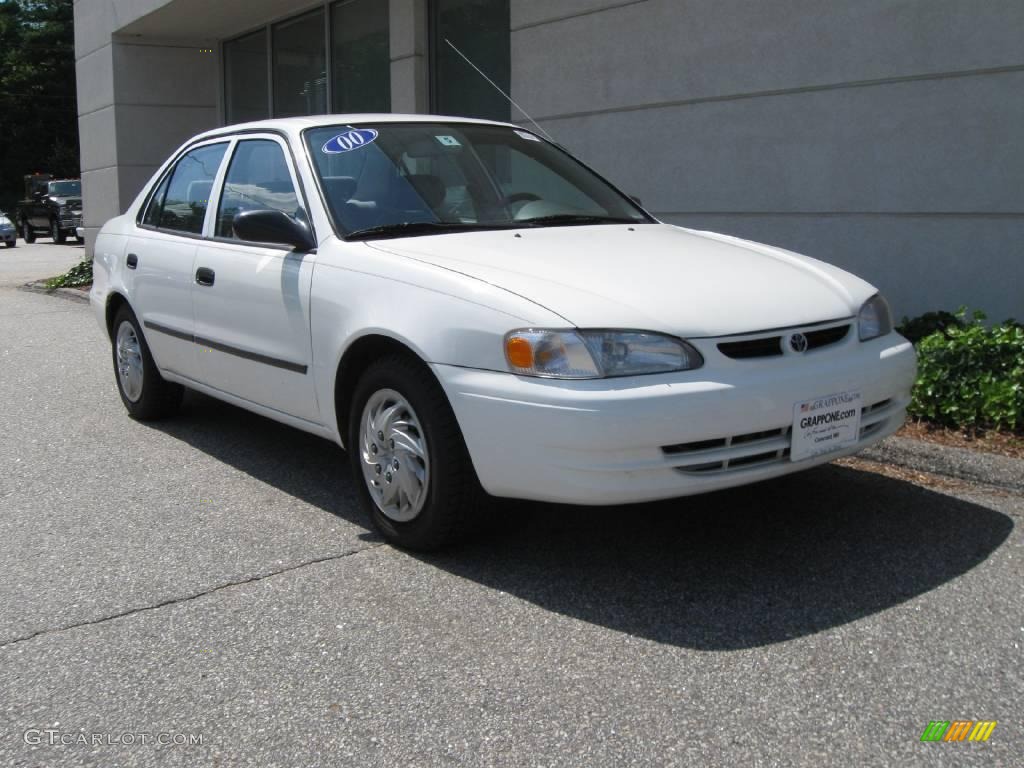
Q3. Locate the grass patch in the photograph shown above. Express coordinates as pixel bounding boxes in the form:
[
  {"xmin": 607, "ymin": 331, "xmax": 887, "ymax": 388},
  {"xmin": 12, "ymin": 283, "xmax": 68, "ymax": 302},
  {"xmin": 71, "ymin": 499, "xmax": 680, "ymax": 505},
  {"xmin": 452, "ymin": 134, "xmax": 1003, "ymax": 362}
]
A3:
[{"xmin": 45, "ymin": 258, "xmax": 93, "ymax": 289}]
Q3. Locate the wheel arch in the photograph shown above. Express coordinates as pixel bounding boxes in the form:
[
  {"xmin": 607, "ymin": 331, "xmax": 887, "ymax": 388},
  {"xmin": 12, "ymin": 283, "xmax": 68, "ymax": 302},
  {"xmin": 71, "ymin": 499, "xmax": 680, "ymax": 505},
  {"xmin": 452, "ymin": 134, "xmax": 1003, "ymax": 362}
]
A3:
[
  {"xmin": 333, "ymin": 333, "xmax": 435, "ymax": 447},
  {"xmin": 104, "ymin": 291, "xmax": 131, "ymax": 340}
]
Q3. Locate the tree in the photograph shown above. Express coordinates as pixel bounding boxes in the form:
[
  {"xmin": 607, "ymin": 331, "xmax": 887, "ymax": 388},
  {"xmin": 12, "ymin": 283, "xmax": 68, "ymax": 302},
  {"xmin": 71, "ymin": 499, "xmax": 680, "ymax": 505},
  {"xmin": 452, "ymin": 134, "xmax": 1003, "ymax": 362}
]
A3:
[{"xmin": 0, "ymin": 0, "xmax": 78, "ymax": 212}]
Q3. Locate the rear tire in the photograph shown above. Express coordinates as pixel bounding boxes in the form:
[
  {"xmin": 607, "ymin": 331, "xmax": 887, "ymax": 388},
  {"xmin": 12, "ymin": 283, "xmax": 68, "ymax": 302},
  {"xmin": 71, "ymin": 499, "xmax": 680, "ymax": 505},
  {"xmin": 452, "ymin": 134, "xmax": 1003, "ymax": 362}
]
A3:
[
  {"xmin": 111, "ymin": 304, "xmax": 183, "ymax": 421},
  {"xmin": 347, "ymin": 354, "xmax": 483, "ymax": 551},
  {"xmin": 4, "ymin": 241, "xmax": 14, "ymax": 248},
  {"xmin": 22, "ymin": 222, "xmax": 35, "ymax": 243},
  {"xmin": 51, "ymin": 218, "xmax": 66, "ymax": 244}
]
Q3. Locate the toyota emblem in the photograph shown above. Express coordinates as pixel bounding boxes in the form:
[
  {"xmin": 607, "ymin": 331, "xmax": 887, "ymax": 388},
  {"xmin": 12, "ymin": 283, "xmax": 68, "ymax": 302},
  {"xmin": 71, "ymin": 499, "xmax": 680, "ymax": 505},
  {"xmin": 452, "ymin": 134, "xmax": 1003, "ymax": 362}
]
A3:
[{"xmin": 789, "ymin": 333, "xmax": 809, "ymax": 353}]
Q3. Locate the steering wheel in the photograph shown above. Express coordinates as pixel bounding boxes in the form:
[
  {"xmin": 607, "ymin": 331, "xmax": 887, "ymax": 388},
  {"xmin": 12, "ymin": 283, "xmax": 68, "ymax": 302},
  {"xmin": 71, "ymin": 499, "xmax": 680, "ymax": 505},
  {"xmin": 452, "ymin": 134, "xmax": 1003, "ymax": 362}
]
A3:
[{"xmin": 506, "ymin": 192, "xmax": 541, "ymax": 205}]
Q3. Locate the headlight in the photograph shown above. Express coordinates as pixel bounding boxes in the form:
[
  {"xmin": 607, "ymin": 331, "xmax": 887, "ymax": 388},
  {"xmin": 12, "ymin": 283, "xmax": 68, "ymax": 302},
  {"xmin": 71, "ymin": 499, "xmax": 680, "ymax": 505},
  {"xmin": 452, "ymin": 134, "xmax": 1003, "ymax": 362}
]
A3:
[
  {"xmin": 504, "ymin": 329, "xmax": 703, "ymax": 378},
  {"xmin": 857, "ymin": 294, "xmax": 893, "ymax": 341}
]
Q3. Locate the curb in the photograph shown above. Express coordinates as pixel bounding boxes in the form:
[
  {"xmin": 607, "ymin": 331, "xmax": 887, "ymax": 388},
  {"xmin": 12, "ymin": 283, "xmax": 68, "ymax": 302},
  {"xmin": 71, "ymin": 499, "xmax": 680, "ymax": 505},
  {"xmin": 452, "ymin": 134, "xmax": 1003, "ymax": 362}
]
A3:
[
  {"xmin": 861, "ymin": 435, "xmax": 1024, "ymax": 493},
  {"xmin": 19, "ymin": 281, "xmax": 90, "ymax": 305}
]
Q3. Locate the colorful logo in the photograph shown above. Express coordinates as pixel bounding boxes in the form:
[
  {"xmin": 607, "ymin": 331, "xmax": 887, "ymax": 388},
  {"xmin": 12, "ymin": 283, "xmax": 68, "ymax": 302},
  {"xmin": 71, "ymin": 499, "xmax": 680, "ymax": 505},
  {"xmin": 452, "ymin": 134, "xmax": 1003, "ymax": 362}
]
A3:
[{"xmin": 920, "ymin": 720, "xmax": 997, "ymax": 742}]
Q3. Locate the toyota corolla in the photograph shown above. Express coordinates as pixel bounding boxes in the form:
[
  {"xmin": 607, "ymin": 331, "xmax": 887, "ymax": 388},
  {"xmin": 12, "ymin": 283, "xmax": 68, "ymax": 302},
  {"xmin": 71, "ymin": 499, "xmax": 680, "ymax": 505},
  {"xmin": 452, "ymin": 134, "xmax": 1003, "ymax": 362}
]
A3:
[{"xmin": 90, "ymin": 115, "xmax": 916, "ymax": 549}]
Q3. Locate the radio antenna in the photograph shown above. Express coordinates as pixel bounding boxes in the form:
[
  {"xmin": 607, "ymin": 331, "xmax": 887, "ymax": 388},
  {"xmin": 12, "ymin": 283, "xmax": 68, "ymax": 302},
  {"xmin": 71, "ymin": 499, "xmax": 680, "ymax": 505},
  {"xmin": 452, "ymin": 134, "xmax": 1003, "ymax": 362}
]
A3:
[{"xmin": 444, "ymin": 38, "xmax": 556, "ymax": 143}]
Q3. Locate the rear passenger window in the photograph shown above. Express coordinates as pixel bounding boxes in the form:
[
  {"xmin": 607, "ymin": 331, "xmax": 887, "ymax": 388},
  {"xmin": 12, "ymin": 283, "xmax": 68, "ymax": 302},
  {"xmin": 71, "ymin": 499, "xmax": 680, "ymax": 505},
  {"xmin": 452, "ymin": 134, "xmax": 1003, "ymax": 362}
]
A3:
[
  {"xmin": 141, "ymin": 173, "xmax": 171, "ymax": 228},
  {"xmin": 216, "ymin": 139, "xmax": 303, "ymax": 239},
  {"xmin": 158, "ymin": 143, "xmax": 228, "ymax": 235}
]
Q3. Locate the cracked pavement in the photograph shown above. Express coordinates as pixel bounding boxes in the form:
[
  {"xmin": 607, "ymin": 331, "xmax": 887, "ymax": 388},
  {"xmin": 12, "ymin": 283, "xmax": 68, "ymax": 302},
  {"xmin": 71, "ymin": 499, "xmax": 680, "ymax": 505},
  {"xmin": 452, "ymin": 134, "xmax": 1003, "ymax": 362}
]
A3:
[{"xmin": 0, "ymin": 243, "xmax": 1020, "ymax": 766}]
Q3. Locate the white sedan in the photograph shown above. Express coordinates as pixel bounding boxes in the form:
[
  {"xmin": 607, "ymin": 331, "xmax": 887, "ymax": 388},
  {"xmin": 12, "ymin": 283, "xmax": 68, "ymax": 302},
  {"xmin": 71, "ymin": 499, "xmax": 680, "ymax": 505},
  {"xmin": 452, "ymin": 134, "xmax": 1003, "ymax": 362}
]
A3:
[{"xmin": 91, "ymin": 114, "xmax": 916, "ymax": 549}]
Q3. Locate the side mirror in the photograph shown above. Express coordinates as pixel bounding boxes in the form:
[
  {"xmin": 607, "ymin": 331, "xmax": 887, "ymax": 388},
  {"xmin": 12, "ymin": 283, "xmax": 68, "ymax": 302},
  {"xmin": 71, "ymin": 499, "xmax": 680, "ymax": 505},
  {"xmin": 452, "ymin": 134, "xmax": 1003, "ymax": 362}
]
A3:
[{"xmin": 233, "ymin": 209, "xmax": 316, "ymax": 252}]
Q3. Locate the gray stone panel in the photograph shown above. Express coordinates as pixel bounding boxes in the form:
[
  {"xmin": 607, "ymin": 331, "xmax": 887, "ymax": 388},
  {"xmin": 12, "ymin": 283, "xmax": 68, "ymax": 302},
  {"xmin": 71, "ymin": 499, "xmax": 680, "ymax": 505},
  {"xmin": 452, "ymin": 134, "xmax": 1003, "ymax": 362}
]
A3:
[
  {"xmin": 75, "ymin": 44, "xmax": 115, "ymax": 117},
  {"xmin": 552, "ymin": 71, "xmax": 1024, "ymax": 215},
  {"xmin": 112, "ymin": 42, "xmax": 218, "ymax": 106},
  {"xmin": 663, "ymin": 212, "xmax": 1024, "ymax": 324},
  {"xmin": 512, "ymin": 0, "xmax": 1024, "ymax": 119},
  {"xmin": 112, "ymin": 104, "xmax": 218, "ymax": 168}
]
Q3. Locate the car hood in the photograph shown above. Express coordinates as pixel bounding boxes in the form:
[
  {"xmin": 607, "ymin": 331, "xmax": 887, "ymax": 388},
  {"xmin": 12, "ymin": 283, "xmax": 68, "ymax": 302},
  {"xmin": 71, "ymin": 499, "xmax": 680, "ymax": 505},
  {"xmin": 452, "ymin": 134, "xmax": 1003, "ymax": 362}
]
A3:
[
  {"xmin": 367, "ymin": 223, "xmax": 877, "ymax": 337},
  {"xmin": 51, "ymin": 196, "xmax": 82, "ymax": 207}
]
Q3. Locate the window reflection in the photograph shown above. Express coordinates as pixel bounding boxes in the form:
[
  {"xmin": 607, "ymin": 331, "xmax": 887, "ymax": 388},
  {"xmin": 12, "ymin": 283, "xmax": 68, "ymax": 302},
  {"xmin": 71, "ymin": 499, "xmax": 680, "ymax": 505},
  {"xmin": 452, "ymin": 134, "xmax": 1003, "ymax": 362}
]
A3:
[
  {"xmin": 332, "ymin": 0, "xmax": 391, "ymax": 113},
  {"xmin": 217, "ymin": 140, "xmax": 303, "ymax": 239},
  {"xmin": 431, "ymin": 0, "xmax": 510, "ymax": 121},
  {"xmin": 273, "ymin": 9, "xmax": 327, "ymax": 118},
  {"xmin": 224, "ymin": 30, "xmax": 268, "ymax": 123}
]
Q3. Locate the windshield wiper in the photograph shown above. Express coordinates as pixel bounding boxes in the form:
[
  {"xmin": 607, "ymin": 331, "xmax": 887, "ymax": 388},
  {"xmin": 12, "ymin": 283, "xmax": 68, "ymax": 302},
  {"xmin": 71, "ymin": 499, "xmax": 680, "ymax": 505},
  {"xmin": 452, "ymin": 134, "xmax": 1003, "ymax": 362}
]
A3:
[
  {"xmin": 346, "ymin": 221, "xmax": 512, "ymax": 241},
  {"xmin": 516, "ymin": 214, "xmax": 642, "ymax": 227}
]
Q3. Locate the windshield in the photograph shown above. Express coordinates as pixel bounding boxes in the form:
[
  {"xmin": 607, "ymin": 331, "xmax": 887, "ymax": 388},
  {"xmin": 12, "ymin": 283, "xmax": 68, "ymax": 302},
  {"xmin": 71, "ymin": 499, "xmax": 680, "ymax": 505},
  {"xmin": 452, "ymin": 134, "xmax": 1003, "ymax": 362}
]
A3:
[
  {"xmin": 304, "ymin": 123, "xmax": 650, "ymax": 238},
  {"xmin": 49, "ymin": 181, "xmax": 81, "ymax": 197}
]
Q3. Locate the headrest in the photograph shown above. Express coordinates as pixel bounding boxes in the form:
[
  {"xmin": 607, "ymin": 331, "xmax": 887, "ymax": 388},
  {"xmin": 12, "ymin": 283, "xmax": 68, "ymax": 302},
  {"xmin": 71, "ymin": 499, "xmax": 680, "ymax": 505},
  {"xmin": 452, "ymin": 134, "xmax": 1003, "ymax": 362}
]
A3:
[
  {"xmin": 405, "ymin": 174, "xmax": 446, "ymax": 209},
  {"xmin": 187, "ymin": 180, "xmax": 213, "ymax": 203},
  {"xmin": 322, "ymin": 176, "xmax": 358, "ymax": 204}
]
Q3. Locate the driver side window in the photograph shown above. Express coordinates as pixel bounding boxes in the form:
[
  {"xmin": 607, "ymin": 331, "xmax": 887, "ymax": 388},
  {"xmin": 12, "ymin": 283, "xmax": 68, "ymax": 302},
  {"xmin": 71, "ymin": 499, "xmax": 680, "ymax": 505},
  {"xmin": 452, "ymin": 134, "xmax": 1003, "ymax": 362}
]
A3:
[{"xmin": 216, "ymin": 139, "xmax": 304, "ymax": 239}]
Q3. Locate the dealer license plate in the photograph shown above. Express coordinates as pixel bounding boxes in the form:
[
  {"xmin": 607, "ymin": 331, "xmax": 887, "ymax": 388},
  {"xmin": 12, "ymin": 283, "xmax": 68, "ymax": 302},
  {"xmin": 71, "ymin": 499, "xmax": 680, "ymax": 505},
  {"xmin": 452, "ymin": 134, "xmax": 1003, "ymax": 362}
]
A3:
[{"xmin": 791, "ymin": 390, "xmax": 862, "ymax": 462}]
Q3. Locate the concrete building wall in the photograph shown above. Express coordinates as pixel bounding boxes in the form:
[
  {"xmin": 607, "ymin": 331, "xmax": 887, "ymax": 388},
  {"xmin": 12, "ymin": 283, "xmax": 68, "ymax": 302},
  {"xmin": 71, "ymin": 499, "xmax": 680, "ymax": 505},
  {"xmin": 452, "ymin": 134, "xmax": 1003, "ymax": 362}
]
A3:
[
  {"xmin": 74, "ymin": 0, "xmax": 219, "ymax": 253},
  {"xmin": 511, "ymin": 0, "xmax": 1024, "ymax": 321}
]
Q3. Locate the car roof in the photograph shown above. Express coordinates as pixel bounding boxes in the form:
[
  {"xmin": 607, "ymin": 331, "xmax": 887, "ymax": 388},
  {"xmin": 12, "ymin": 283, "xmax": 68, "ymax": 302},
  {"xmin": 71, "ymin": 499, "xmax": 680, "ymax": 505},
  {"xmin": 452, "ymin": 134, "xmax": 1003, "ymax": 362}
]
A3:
[{"xmin": 191, "ymin": 113, "xmax": 520, "ymax": 143}]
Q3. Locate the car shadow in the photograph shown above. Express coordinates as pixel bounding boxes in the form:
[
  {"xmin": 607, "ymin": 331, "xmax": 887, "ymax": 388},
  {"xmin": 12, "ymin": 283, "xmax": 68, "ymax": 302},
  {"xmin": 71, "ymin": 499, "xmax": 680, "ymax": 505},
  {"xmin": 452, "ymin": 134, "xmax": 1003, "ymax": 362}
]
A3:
[{"xmin": 154, "ymin": 391, "xmax": 1014, "ymax": 651}]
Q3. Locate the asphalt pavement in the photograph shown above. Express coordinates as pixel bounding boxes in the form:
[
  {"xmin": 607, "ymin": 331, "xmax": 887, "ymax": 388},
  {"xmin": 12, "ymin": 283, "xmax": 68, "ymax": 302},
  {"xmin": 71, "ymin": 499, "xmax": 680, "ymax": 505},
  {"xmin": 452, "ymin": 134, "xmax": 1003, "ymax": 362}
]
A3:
[{"xmin": 0, "ymin": 241, "xmax": 1020, "ymax": 766}]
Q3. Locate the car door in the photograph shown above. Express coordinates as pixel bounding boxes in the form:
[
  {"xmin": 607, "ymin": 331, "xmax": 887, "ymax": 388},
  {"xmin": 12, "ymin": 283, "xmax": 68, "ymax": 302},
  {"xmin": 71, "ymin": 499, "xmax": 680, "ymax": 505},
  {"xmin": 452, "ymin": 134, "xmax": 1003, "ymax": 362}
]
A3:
[
  {"xmin": 127, "ymin": 140, "xmax": 229, "ymax": 380},
  {"xmin": 191, "ymin": 135, "xmax": 320, "ymax": 423}
]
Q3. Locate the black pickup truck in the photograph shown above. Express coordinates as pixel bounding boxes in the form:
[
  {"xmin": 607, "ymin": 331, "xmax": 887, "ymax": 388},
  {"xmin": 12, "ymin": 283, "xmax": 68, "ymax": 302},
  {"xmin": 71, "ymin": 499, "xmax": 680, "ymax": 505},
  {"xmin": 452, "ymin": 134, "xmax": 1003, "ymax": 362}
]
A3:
[{"xmin": 16, "ymin": 174, "xmax": 83, "ymax": 244}]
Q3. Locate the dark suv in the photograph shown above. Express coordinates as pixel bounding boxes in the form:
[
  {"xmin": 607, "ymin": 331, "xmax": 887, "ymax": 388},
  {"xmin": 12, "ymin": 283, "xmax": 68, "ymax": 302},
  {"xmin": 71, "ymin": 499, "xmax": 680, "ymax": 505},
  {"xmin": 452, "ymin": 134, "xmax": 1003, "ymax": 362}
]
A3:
[{"xmin": 17, "ymin": 176, "xmax": 83, "ymax": 244}]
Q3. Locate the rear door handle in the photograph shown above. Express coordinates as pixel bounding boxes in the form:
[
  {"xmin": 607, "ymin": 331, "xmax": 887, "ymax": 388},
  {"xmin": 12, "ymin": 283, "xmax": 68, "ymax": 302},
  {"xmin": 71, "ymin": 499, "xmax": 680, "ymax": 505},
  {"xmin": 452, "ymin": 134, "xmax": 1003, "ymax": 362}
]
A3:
[
  {"xmin": 126, "ymin": 253, "xmax": 138, "ymax": 269},
  {"xmin": 195, "ymin": 267, "xmax": 215, "ymax": 287}
]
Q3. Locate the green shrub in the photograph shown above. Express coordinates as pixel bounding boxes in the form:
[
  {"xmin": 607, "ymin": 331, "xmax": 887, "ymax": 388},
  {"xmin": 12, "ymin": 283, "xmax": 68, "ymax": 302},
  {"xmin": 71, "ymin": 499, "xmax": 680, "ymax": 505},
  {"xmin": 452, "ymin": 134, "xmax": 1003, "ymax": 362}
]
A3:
[
  {"xmin": 896, "ymin": 310, "xmax": 963, "ymax": 344},
  {"xmin": 909, "ymin": 310, "xmax": 1024, "ymax": 431},
  {"xmin": 45, "ymin": 258, "xmax": 93, "ymax": 289}
]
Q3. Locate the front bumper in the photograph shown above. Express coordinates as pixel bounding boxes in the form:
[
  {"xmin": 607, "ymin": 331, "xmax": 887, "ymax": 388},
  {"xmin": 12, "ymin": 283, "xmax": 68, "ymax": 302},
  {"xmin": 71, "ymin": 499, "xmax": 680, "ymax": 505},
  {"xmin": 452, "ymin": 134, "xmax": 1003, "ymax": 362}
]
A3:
[
  {"xmin": 434, "ymin": 334, "xmax": 917, "ymax": 504},
  {"xmin": 59, "ymin": 212, "xmax": 83, "ymax": 231},
  {"xmin": 0, "ymin": 230, "xmax": 15, "ymax": 243}
]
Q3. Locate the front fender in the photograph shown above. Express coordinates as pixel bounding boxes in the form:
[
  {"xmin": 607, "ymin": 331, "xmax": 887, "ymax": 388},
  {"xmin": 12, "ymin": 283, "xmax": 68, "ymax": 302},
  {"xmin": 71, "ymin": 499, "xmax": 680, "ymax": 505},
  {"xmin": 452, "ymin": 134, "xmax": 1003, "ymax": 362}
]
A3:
[{"xmin": 309, "ymin": 245, "xmax": 564, "ymax": 442}]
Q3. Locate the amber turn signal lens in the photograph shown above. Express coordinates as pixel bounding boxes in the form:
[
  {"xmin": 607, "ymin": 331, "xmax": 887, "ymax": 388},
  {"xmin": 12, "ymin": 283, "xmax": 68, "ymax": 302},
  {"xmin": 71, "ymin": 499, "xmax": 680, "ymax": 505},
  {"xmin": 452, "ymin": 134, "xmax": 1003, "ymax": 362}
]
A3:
[{"xmin": 505, "ymin": 336, "xmax": 534, "ymax": 369}]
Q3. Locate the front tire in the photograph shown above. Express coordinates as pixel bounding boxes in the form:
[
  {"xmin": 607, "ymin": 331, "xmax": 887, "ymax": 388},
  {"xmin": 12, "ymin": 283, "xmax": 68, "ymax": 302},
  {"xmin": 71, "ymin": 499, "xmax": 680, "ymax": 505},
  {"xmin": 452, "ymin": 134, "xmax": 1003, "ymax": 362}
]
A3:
[
  {"xmin": 348, "ymin": 354, "xmax": 482, "ymax": 551},
  {"xmin": 4, "ymin": 240, "xmax": 14, "ymax": 248},
  {"xmin": 22, "ymin": 222, "xmax": 35, "ymax": 243},
  {"xmin": 51, "ymin": 218, "xmax": 66, "ymax": 244},
  {"xmin": 111, "ymin": 305, "xmax": 183, "ymax": 420}
]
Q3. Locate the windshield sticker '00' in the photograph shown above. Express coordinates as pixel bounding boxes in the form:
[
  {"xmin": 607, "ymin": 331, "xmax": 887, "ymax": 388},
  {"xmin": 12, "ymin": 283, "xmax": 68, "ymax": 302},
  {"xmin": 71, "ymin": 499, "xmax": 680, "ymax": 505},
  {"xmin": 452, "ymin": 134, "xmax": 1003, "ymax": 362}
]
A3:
[{"xmin": 322, "ymin": 129, "xmax": 379, "ymax": 154}]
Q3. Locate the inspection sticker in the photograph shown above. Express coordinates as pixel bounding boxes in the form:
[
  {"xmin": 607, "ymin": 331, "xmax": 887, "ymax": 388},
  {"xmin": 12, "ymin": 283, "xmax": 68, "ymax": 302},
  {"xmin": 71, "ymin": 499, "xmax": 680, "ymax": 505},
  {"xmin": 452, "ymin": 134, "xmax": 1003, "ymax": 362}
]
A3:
[
  {"xmin": 322, "ymin": 128, "xmax": 378, "ymax": 154},
  {"xmin": 790, "ymin": 390, "xmax": 862, "ymax": 462},
  {"xmin": 515, "ymin": 130, "xmax": 541, "ymax": 142},
  {"xmin": 435, "ymin": 135, "xmax": 462, "ymax": 147}
]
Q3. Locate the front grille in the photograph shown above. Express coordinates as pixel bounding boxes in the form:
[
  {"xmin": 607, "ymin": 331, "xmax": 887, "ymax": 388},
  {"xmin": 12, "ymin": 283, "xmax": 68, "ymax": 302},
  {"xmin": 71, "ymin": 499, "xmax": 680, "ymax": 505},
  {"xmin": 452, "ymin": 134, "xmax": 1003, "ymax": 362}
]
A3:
[
  {"xmin": 805, "ymin": 324, "xmax": 850, "ymax": 349},
  {"xmin": 718, "ymin": 323, "xmax": 851, "ymax": 360},
  {"xmin": 718, "ymin": 337, "xmax": 782, "ymax": 359},
  {"xmin": 660, "ymin": 398, "xmax": 898, "ymax": 475}
]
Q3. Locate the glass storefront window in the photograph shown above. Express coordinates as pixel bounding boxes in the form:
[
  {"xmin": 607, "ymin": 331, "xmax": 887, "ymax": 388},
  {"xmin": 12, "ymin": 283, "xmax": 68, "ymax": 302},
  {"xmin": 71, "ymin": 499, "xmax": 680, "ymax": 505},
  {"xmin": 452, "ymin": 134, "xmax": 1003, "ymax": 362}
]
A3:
[
  {"xmin": 272, "ymin": 9, "xmax": 327, "ymax": 118},
  {"xmin": 224, "ymin": 30, "xmax": 268, "ymax": 124},
  {"xmin": 430, "ymin": 0, "xmax": 510, "ymax": 121},
  {"xmin": 332, "ymin": 0, "xmax": 391, "ymax": 113}
]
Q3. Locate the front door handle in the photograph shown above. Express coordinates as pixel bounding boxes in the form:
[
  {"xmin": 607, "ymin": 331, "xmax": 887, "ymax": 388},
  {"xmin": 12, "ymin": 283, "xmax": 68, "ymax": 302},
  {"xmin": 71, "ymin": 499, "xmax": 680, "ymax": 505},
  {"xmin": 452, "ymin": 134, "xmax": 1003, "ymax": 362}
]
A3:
[
  {"xmin": 195, "ymin": 267, "xmax": 215, "ymax": 287},
  {"xmin": 126, "ymin": 253, "xmax": 138, "ymax": 269}
]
